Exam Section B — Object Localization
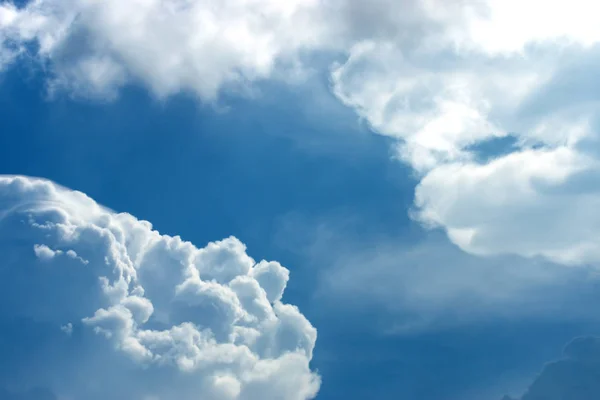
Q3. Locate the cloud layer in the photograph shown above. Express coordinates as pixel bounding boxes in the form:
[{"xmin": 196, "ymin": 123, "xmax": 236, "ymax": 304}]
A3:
[
  {"xmin": 0, "ymin": 175, "xmax": 319, "ymax": 399},
  {"xmin": 313, "ymin": 231, "xmax": 600, "ymax": 333},
  {"xmin": 4, "ymin": 0, "xmax": 600, "ymax": 266}
]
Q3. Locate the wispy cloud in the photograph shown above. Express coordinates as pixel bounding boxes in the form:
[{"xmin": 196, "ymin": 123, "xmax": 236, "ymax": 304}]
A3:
[{"xmin": 276, "ymin": 212, "xmax": 600, "ymax": 333}]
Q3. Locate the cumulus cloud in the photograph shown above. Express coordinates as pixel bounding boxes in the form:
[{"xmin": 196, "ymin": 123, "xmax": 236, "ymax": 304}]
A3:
[
  {"xmin": 328, "ymin": 1, "xmax": 600, "ymax": 265},
  {"xmin": 60, "ymin": 322, "xmax": 73, "ymax": 335},
  {"xmin": 33, "ymin": 243, "xmax": 58, "ymax": 260},
  {"xmin": 0, "ymin": 0, "xmax": 528, "ymax": 100},
  {"xmin": 503, "ymin": 336, "xmax": 600, "ymax": 400},
  {"xmin": 0, "ymin": 175, "xmax": 319, "ymax": 399},
  {"xmin": 0, "ymin": 0, "xmax": 331, "ymax": 100}
]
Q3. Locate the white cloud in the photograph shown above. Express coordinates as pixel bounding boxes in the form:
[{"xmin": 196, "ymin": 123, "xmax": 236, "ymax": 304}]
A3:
[
  {"xmin": 0, "ymin": 175, "xmax": 319, "ymax": 399},
  {"xmin": 328, "ymin": 1, "xmax": 600, "ymax": 265},
  {"xmin": 458, "ymin": 0, "xmax": 600, "ymax": 53},
  {"xmin": 413, "ymin": 147, "xmax": 600, "ymax": 265},
  {"xmin": 33, "ymin": 243, "xmax": 59, "ymax": 260},
  {"xmin": 60, "ymin": 322, "xmax": 73, "ymax": 335},
  {"xmin": 0, "ymin": 0, "xmax": 329, "ymax": 100},
  {"xmin": 33, "ymin": 243, "xmax": 89, "ymax": 263}
]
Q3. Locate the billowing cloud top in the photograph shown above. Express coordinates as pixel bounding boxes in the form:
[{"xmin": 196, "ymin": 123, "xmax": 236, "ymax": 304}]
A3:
[
  {"xmin": 3, "ymin": 0, "xmax": 600, "ymax": 267},
  {"xmin": 0, "ymin": 175, "xmax": 319, "ymax": 399}
]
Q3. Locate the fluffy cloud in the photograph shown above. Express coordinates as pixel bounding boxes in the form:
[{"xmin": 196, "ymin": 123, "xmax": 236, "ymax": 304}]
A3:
[
  {"xmin": 329, "ymin": 1, "xmax": 600, "ymax": 265},
  {"xmin": 0, "ymin": 0, "xmax": 524, "ymax": 101},
  {"xmin": 0, "ymin": 0, "xmax": 330, "ymax": 100},
  {"xmin": 414, "ymin": 147, "xmax": 600, "ymax": 265},
  {"xmin": 0, "ymin": 175, "xmax": 319, "ymax": 399},
  {"xmin": 503, "ymin": 336, "xmax": 600, "ymax": 400}
]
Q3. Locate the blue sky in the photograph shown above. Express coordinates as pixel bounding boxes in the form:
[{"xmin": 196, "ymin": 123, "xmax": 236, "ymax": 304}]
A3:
[{"xmin": 2, "ymin": 1, "xmax": 600, "ymax": 400}]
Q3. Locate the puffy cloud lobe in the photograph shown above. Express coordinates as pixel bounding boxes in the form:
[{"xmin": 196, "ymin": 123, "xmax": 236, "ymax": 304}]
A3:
[
  {"xmin": 33, "ymin": 243, "xmax": 59, "ymax": 260},
  {"xmin": 34, "ymin": 243, "xmax": 89, "ymax": 263},
  {"xmin": 0, "ymin": 175, "xmax": 319, "ymax": 399},
  {"xmin": 503, "ymin": 336, "xmax": 600, "ymax": 400},
  {"xmin": 414, "ymin": 148, "xmax": 600, "ymax": 264}
]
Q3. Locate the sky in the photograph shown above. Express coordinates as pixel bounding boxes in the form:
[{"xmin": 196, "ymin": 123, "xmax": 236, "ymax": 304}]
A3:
[{"xmin": 2, "ymin": 0, "xmax": 600, "ymax": 399}]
